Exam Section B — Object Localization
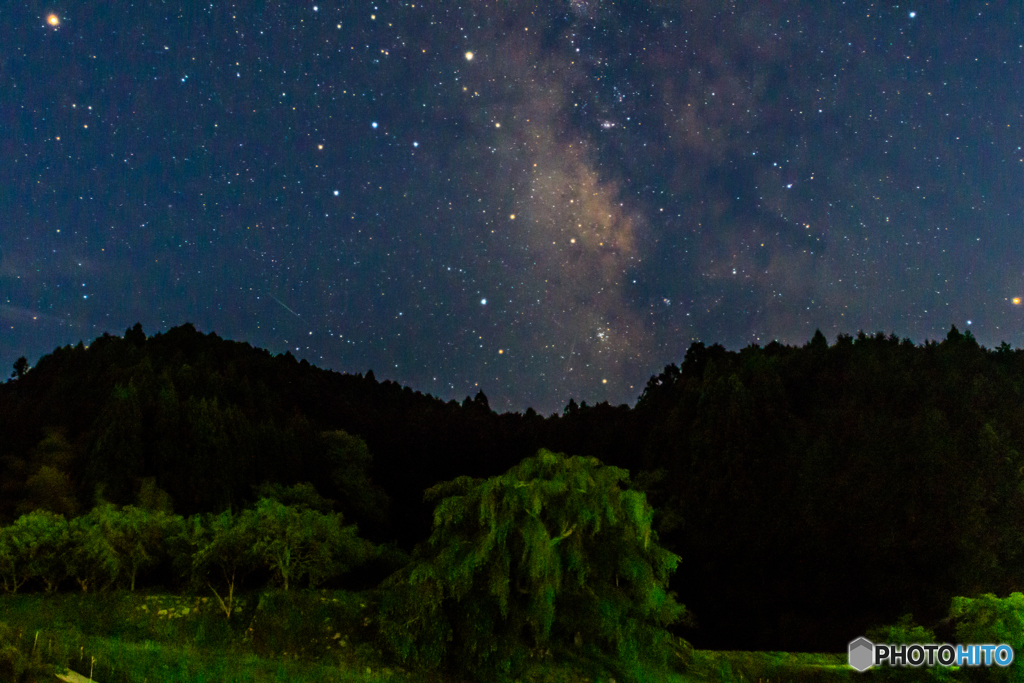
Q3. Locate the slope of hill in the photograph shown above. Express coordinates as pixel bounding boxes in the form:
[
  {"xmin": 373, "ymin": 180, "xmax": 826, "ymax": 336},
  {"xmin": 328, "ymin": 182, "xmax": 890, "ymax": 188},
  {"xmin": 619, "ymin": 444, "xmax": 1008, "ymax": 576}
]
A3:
[{"xmin": 5, "ymin": 322, "xmax": 1024, "ymax": 654}]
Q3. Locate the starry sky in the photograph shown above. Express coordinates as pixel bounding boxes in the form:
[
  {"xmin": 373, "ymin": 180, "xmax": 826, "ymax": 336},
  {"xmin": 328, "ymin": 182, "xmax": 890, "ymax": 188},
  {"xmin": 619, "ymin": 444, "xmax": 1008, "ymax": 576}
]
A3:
[{"xmin": 2, "ymin": 1, "xmax": 1022, "ymax": 415}]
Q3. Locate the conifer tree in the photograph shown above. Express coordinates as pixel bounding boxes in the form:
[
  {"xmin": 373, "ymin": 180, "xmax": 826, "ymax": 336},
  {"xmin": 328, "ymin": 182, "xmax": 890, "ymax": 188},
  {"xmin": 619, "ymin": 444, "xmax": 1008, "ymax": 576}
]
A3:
[{"xmin": 10, "ymin": 356, "xmax": 28, "ymax": 379}]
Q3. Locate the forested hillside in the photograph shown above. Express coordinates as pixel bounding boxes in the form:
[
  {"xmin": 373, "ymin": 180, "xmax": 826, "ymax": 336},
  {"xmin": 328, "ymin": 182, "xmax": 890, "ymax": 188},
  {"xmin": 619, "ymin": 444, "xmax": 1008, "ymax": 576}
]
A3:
[{"xmin": 3, "ymin": 322, "xmax": 1024, "ymax": 653}]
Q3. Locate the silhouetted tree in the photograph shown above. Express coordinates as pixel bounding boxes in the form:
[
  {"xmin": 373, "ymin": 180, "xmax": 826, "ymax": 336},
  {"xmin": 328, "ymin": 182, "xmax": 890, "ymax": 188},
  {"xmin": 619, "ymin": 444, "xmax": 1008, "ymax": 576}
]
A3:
[{"xmin": 10, "ymin": 357, "xmax": 27, "ymax": 379}]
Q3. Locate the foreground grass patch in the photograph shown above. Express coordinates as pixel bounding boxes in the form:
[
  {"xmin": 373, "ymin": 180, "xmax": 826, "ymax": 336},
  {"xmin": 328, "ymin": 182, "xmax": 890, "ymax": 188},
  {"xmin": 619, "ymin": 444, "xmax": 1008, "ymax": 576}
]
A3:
[
  {"xmin": 0, "ymin": 591, "xmax": 870, "ymax": 683},
  {"xmin": 0, "ymin": 590, "xmax": 406, "ymax": 683},
  {"xmin": 683, "ymin": 650, "xmax": 854, "ymax": 682},
  {"xmin": 59, "ymin": 637, "xmax": 402, "ymax": 683}
]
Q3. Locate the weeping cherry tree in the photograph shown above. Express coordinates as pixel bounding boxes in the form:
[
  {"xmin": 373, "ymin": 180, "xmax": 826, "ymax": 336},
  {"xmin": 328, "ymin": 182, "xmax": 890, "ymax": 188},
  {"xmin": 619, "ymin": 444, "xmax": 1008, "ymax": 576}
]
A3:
[{"xmin": 376, "ymin": 448, "xmax": 688, "ymax": 681}]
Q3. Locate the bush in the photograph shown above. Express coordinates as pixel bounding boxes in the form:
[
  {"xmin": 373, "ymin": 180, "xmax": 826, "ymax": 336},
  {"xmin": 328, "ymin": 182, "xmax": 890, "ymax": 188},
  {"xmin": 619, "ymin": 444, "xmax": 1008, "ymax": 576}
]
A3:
[
  {"xmin": 865, "ymin": 614, "xmax": 957, "ymax": 681},
  {"xmin": 0, "ymin": 622, "xmax": 56, "ymax": 682},
  {"xmin": 950, "ymin": 593, "xmax": 1024, "ymax": 682}
]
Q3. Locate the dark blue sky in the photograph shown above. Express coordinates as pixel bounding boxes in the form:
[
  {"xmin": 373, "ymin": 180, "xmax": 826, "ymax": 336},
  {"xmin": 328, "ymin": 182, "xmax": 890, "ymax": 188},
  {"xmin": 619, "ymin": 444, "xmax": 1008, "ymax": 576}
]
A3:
[{"xmin": 2, "ymin": 1, "xmax": 1022, "ymax": 414}]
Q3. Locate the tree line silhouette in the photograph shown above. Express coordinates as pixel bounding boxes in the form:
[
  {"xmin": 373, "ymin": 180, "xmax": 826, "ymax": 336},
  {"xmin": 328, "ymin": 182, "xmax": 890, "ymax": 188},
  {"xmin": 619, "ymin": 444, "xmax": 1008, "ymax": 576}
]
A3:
[{"xmin": 3, "ymin": 322, "xmax": 1024, "ymax": 652}]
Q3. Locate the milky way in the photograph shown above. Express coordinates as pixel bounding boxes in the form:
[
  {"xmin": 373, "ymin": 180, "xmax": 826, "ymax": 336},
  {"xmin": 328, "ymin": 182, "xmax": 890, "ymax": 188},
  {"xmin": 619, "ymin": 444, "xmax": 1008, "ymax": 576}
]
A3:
[{"xmin": 2, "ymin": 1, "xmax": 1022, "ymax": 413}]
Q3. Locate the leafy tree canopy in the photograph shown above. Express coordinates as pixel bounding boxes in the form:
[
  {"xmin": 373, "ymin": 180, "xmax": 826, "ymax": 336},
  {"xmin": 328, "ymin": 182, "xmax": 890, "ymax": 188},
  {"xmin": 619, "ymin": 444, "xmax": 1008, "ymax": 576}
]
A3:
[
  {"xmin": 377, "ymin": 448, "xmax": 687, "ymax": 681},
  {"xmin": 250, "ymin": 497, "xmax": 370, "ymax": 591},
  {"xmin": 0, "ymin": 510, "xmax": 70, "ymax": 594},
  {"xmin": 950, "ymin": 593, "xmax": 1024, "ymax": 682}
]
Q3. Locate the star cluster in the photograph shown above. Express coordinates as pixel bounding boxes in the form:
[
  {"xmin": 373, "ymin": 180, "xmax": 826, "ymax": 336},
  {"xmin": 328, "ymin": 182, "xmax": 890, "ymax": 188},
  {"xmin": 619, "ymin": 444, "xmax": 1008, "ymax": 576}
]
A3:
[{"xmin": 2, "ymin": 2, "xmax": 1022, "ymax": 414}]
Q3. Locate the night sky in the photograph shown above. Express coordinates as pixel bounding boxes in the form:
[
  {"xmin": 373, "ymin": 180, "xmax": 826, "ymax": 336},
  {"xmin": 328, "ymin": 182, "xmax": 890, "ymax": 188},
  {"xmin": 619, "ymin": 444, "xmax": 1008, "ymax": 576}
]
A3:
[{"xmin": 2, "ymin": 2, "xmax": 1022, "ymax": 415}]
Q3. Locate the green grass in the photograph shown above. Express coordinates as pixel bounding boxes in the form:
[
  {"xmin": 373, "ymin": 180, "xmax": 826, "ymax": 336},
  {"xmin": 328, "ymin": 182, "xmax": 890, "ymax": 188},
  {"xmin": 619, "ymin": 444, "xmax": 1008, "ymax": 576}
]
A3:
[
  {"xmin": 682, "ymin": 650, "xmax": 856, "ymax": 682},
  {"xmin": 0, "ymin": 590, "xmax": 873, "ymax": 683},
  {"xmin": 0, "ymin": 589, "xmax": 409, "ymax": 683}
]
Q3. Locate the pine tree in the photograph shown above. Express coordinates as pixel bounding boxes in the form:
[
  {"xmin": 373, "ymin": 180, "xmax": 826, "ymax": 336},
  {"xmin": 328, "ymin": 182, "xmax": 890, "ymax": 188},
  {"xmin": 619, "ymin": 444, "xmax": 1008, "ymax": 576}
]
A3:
[{"xmin": 10, "ymin": 356, "xmax": 28, "ymax": 379}]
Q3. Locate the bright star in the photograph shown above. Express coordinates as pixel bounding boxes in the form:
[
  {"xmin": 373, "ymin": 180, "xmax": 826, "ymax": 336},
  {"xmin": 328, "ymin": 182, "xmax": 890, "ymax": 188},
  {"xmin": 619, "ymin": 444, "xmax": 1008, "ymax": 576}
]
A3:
[
  {"xmin": 481, "ymin": 298, "xmax": 487, "ymax": 305},
  {"xmin": 47, "ymin": 13, "xmax": 60, "ymax": 26}
]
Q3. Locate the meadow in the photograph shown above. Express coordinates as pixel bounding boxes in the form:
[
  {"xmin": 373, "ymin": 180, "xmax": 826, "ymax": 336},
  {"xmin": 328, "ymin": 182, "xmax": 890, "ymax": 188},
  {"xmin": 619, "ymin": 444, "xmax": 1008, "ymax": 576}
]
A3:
[{"xmin": 1, "ymin": 589, "xmax": 857, "ymax": 683}]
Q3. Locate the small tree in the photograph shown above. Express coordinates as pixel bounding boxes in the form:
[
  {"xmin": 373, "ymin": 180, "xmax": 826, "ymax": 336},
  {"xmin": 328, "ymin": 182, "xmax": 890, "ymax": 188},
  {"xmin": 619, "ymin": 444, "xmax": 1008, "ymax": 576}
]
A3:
[
  {"xmin": 0, "ymin": 511, "xmax": 71, "ymax": 593},
  {"xmin": 0, "ymin": 520, "xmax": 33, "ymax": 592},
  {"xmin": 950, "ymin": 593, "xmax": 1024, "ymax": 682},
  {"xmin": 19, "ymin": 466, "xmax": 79, "ymax": 519},
  {"xmin": 18, "ymin": 431, "xmax": 80, "ymax": 518},
  {"xmin": 106, "ymin": 505, "xmax": 182, "ymax": 591},
  {"xmin": 74, "ymin": 504, "xmax": 180, "ymax": 592},
  {"xmin": 64, "ymin": 508, "xmax": 119, "ymax": 592},
  {"xmin": 251, "ymin": 498, "xmax": 368, "ymax": 590},
  {"xmin": 322, "ymin": 430, "xmax": 390, "ymax": 530},
  {"xmin": 376, "ymin": 448, "xmax": 687, "ymax": 681},
  {"xmin": 10, "ymin": 357, "xmax": 28, "ymax": 380},
  {"xmin": 184, "ymin": 510, "xmax": 258, "ymax": 619},
  {"xmin": 865, "ymin": 614, "xmax": 957, "ymax": 682},
  {"xmin": 23, "ymin": 511, "xmax": 70, "ymax": 593}
]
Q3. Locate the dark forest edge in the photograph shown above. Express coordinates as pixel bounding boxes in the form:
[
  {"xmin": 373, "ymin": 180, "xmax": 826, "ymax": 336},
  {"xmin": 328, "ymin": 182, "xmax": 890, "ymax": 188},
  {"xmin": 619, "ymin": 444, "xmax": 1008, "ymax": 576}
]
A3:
[
  {"xmin": 0, "ymin": 452, "xmax": 691, "ymax": 682},
  {"xmin": 4, "ymin": 322, "xmax": 1024, "ymax": 663},
  {"xmin": 3, "ymin": 460, "xmax": 1019, "ymax": 683}
]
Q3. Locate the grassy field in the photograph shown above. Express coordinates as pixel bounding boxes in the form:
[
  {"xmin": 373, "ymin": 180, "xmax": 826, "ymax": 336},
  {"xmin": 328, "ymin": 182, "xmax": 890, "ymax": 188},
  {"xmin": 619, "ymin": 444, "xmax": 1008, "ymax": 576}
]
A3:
[{"xmin": 0, "ymin": 590, "xmax": 862, "ymax": 683}]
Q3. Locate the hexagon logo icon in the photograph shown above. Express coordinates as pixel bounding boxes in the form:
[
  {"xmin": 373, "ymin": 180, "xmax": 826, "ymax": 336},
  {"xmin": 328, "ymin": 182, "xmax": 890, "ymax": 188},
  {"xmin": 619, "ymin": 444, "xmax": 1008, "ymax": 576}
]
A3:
[{"xmin": 849, "ymin": 637, "xmax": 874, "ymax": 672}]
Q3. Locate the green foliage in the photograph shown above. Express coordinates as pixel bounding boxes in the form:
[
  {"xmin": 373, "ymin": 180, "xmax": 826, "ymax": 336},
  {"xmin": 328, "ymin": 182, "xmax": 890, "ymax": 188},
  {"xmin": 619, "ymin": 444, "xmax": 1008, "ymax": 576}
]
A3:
[
  {"xmin": 0, "ymin": 591, "xmax": 399, "ymax": 683},
  {"xmin": 0, "ymin": 621, "xmax": 56, "ymax": 682},
  {"xmin": 61, "ymin": 504, "xmax": 184, "ymax": 592},
  {"xmin": 376, "ymin": 448, "xmax": 686, "ymax": 681},
  {"xmin": 252, "ymin": 497, "xmax": 371, "ymax": 590},
  {"xmin": 254, "ymin": 480, "xmax": 334, "ymax": 512},
  {"xmin": 633, "ymin": 330, "xmax": 1024, "ymax": 649},
  {"xmin": 182, "ymin": 509, "xmax": 258, "ymax": 618},
  {"xmin": 0, "ymin": 511, "xmax": 71, "ymax": 593},
  {"xmin": 10, "ymin": 320, "xmax": 1024, "ymax": 652},
  {"xmin": 20, "ymin": 466, "xmax": 78, "ymax": 518},
  {"xmin": 950, "ymin": 593, "xmax": 1024, "ymax": 682},
  {"xmin": 865, "ymin": 614, "xmax": 957, "ymax": 682},
  {"xmin": 88, "ymin": 382, "xmax": 145, "ymax": 504},
  {"xmin": 17, "ymin": 430, "xmax": 79, "ymax": 518},
  {"xmin": 65, "ymin": 508, "xmax": 120, "ymax": 592},
  {"xmin": 322, "ymin": 430, "xmax": 391, "ymax": 530},
  {"xmin": 865, "ymin": 613, "xmax": 936, "ymax": 644},
  {"xmin": 94, "ymin": 504, "xmax": 183, "ymax": 591},
  {"xmin": 137, "ymin": 476, "xmax": 175, "ymax": 514},
  {"xmin": 0, "ymin": 495, "xmax": 378, "ymax": 600},
  {"xmin": 681, "ymin": 649, "xmax": 853, "ymax": 683}
]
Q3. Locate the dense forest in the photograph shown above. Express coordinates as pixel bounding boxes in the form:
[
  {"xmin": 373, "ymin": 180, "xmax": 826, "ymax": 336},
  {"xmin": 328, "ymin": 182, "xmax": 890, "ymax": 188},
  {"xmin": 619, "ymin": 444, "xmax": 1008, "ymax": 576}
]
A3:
[{"xmin": 3, "ymin": 322, "xmax": 1024, "ymax": 654}]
